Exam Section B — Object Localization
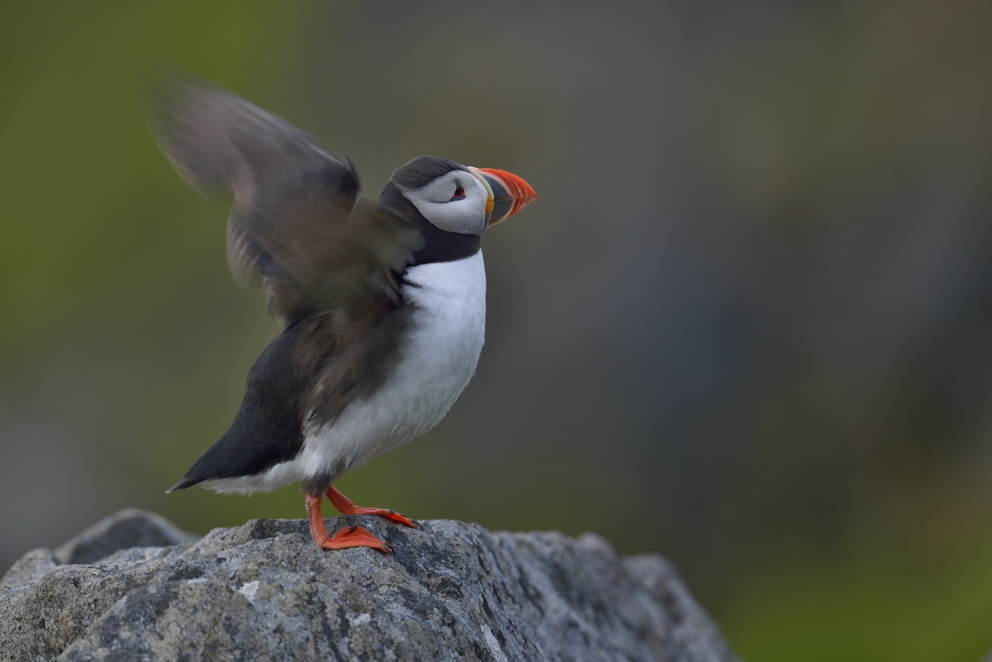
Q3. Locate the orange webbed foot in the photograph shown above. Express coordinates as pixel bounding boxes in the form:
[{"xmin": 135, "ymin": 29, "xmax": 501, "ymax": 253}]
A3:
[
  {"xmin": 326, "ymin": 485, "xmax": 419, "ymax": 529},
  {"xmin": 306, "ymin": 494, "xmax": 391, "ymax": 554},
  {"xmin": 317, "ymin": 525, "xmax": 391, "ymax": 554}
]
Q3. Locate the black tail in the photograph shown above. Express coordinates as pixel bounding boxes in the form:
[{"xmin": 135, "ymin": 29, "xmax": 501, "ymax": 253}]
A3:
[
  {"xmin": 165, "ymin": 326, "xmax": 309, "ymax": 494},
  {"xmin": 166, "ymin": 475, "xmax": 205, "ymax": 493}
]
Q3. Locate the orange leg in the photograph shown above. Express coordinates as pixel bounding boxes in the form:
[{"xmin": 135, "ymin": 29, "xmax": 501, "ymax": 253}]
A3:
[
  {"xmin": 305, "ymin": 494, "xmax": 390, "ymax": 553},
  {"xmin": 326, "ymin": 485, "xmax": 419, "ymax": 528}
]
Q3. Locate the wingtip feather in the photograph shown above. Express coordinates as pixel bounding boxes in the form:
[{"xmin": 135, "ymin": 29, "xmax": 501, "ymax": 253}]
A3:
[{"xmin": 167, "ymin": 475, "xmax": 204, "ymax": 493}]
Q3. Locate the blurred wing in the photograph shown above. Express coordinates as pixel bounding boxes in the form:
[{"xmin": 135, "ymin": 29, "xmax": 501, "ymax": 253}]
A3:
[{"xmin": 149, "ymin": 77, "xmax": 423, "ymax": 325}]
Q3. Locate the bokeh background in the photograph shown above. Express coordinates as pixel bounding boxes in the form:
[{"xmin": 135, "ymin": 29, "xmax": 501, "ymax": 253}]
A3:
[{"xmin": 3, "ymin": 2, "xmax": 992, "ymax": 660}]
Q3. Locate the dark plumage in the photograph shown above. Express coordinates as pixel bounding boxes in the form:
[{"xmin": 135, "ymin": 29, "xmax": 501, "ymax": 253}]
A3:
[{"xmin": 390, "ymin": 155, "xmax": 465, "ymax": 190}]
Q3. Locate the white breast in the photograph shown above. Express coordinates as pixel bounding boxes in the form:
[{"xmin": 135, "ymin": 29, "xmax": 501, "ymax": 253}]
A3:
[
  {"xmin": 210, "ymin": 250, "xmax": 487, "ymax": 494},
  {"xmin": 310, "ymin": 250, "xmax": 487, "ymax": 464}
]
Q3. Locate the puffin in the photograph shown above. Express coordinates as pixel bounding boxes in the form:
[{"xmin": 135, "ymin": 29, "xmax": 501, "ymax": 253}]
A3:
[{"xmin": 151, "ymin": 79, "xmax": 537, "ymax": 553}]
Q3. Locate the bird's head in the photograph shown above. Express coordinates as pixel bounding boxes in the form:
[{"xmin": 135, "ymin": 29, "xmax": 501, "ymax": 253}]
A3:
[{"xmin": 384, "ymin": 156, "xmax": 537, "ymax": 237}]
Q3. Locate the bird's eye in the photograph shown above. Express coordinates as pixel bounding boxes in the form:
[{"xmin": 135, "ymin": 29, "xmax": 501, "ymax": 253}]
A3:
[{"xmin": 450, "ymin": 185, "xmax": 465, "ymax": 201}]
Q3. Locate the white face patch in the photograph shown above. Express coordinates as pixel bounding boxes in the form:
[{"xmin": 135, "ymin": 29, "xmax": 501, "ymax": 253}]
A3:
[{"xmin": 399, "ymin": 170, "xmax": 491, "ymax": 236}]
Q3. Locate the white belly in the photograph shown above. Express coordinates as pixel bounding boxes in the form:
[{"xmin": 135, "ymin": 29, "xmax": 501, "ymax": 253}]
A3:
[{"xmin": 210, "ymin": 251, "xmax": 487, "ymax": 494}]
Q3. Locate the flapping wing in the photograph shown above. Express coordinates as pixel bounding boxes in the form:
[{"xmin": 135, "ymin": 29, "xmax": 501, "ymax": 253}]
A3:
[{"xmin": 149, "ymin": 77, "xmax": 423, "ymax": 325}]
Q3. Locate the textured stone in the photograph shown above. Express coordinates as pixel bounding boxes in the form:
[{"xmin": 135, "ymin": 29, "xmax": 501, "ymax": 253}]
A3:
[
  {"xmin": 52, "ymin": 508, "xmax": 199, "ymax": 566},
  {"xmin": 0, "ymin": 510, "xmax": 738, "ymax": 661}
]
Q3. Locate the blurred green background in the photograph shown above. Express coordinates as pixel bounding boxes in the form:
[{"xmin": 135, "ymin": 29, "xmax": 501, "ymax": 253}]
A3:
[{"xmin": 3, "ymin": 2, "xmax": 992, "ymax": 660}]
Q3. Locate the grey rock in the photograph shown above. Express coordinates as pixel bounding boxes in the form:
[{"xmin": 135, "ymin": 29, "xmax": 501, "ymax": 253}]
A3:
[
  {"xmin": 0, "ymin": 548, "xmax": 60, "ymax": 593},
  {"xmin": 0, "ymin": 510, "xmax": 738, "ymax": 661},
  {"xmin": 52, "ymin": 508, "xmax": 200, "ymax": 565}
]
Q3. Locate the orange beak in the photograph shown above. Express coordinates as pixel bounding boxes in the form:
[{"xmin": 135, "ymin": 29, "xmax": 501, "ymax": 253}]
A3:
[{"xmin": 471, "ymin": 167, "xmax": 538, "ymax": 226}]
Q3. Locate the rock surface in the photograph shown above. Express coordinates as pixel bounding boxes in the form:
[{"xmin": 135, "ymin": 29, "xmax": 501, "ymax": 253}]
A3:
[{"xmin": 0, "ymin": 510, "xmax": 738, "ymax": 661}]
